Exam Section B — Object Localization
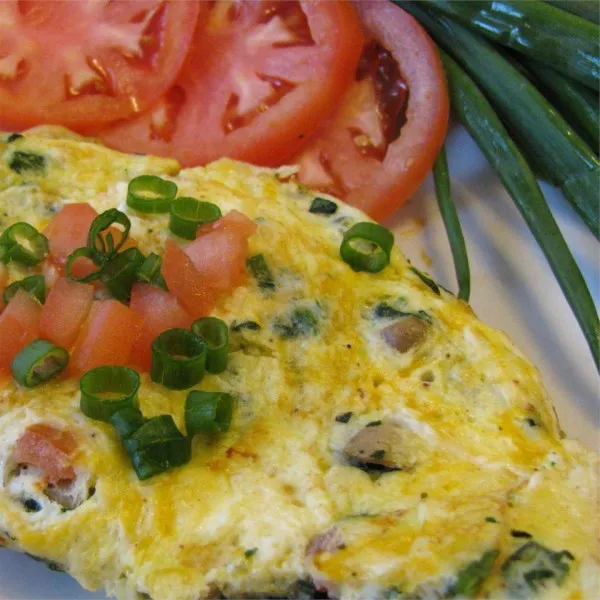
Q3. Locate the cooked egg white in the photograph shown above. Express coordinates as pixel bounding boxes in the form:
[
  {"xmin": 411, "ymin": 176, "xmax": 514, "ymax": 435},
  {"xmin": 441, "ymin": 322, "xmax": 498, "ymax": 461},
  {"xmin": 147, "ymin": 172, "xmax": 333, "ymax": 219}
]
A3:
[{"xmin": 0, "ymin": 127, "xmax": 597, "ymax": 600}]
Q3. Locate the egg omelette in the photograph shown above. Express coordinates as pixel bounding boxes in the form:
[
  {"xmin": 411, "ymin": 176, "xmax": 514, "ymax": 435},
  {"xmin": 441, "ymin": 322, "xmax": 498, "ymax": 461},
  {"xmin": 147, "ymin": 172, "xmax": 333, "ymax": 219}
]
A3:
[{"xmin": 0, "ymin": 127, "xmax": 597, "ymax": 600}]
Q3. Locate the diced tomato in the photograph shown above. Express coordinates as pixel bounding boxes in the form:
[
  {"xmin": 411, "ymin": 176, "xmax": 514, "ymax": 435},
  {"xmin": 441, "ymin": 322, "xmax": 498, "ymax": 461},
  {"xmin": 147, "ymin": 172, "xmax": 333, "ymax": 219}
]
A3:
[
  {"xmin": 41, "ymin": 260, "xmax": 60, "ymax": 289},
  {"xmin": 198, "ymin": 210, "xmax": 258, "ymax": 238},
  {"xmin": 129, "ymin": 283, "xmax": 194, "ymax": 371},
  {"xmin": 39, "ymin": 277, "xmax": 94, "ymax": 350},
  {"xmin": 69, "ymin": 299, "xmax": 142, "ymax": 374},
  {"xmin": 161, "ymin": 240, "xmax": 215, "ymax": 319},
  {"xmin": 0, "ymin": 264, "xmax": 7, "ymax": 313},
  {"xmin": 0, "ymin": 289, "xmax": 41, "ymax": 373},
  {"xmin": 13, "ymin": 424, "xmax": 77, "ymax": 484}
]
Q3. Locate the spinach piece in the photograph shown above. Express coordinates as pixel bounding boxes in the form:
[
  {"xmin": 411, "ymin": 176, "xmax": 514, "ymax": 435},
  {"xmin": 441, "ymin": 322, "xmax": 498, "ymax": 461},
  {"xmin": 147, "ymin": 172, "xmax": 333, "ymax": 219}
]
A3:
[
  {"xmin": 410, "ymin": 266, "xmax": 441, "ymax": 296},
  {"xmin": 372, "ymin": 302, "xmax": 432, "ymax": 323},
  {"xmin": 22, "ymin": 498, "xmax": 41, "ymax": 513},
  {"xmin": 335, "ymin": 411, "xmax": 353, "ymax": 423},
  {"xmin": 273, "ymin": 307, "xmax": 319, "ymax": 339},
  {"xmin": 309, "ymin": 197, "xmax": 338, "ymax": 215},
  {"xmin": 502, "ymin": 541, "xmax": 574, "ymax": 597},
  {"xmin": 7, "ymin": 133, "xmax": 23, "ymax": 143},
  {"xmin": 244, "ymin": 547, "xmax": 257, "ymax": 558},
  {"xmin": 247, "ymin": 254, "xmax": 275, "ymax": 292},
  {"xmin": 450, "ymin": 549, "xmax": 499, "ymax": 597},
  {"xmin": 9, "ymin": 151, "xmax": 46, "ymax": 174},
  {"xmin": 511, "ymin": 530, "xmax": 533, "ymax": 539},
  {"xmin": 231, "ymin": 320, "xmax": 261, "ymax": 332}
]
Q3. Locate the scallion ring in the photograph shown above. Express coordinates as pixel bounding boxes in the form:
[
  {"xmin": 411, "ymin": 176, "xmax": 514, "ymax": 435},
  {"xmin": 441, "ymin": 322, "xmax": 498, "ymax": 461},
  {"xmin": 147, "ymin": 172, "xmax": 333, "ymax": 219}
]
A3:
[
  {"xmin": 340, "ymin": 222, "xmax": 394, "ymax": 273},
  {"xmin": 11, "ymin": 340, "xmax": 69, "ymax": 388},
  {"xmin": 99, "ymin": 247, "xmax": 145, "ymax": 302},
  {"xmin": 136, "ymin": 252, "xmax": 168, "ymax": 290},
  {"xmin": 110, "ymin": 406, "xmax": 146, "ymax": 440},
  {"xmin": 3, "ymin": 275, "xmax": 46, "ymax": 305},
  {"xmin": 88, "ymin": 208, "xmax": 131, "ymax": 261},
  {"xmin": 80, "ymin": 366, "xmax": 141, "ymax": 422},
  {"xmin": 191, "ymin": 317, "xmax": 229, "ymax": 374},
  {"xmin": 0, "ymin": 222, "xmax": 49, "ymax": 266},
  {"xmin": 65, "ymin": 247, "xmax": 102, "ymax": 283},
  {"xmin": 185, "ymin": 390, "xmax": 234, "ymax": 436},
  {"xmin": 127, "ymin": 175, "xmax": 177, "ymax": 214},
  {"xmin": 151, "ymin": 328, "xmax": 207, "ymax": 390},
  {"xmin": 169, "ymin": 198, "xmax": 222, "ymax": 240}
]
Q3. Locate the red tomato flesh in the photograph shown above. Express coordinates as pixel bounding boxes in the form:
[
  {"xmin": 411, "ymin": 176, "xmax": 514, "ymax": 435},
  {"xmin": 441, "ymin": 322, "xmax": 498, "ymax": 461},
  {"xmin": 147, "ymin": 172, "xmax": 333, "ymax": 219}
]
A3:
[
  {"xmin": 129, "ymin": 283, "xmax": 193, "ymax": 371},
  {"xmin": 0, "ymin": 1, "xmax": 202, "ymax": 130},
  {"xmin": 69, "ymin": 299, "xmax": 142, "ymax": 373},
  {"xmin": 96, "ymin": 1, "xmax": 364, "ymax": 167},
  {"xmin": 13, "ymin": 424, "xmax": 77, "ymax": 484},
  {"xmin": 39, "ymin": 277, "xmax": 94, "ymax": 350},
  {"xmin": 294, "ymin": 2, "xmax": 449, "ymax": 221}
]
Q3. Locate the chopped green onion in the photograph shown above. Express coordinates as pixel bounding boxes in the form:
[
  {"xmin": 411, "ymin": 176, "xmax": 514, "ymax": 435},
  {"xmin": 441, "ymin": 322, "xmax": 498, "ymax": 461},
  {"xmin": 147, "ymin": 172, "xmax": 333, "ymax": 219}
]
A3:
[
  {"xmin": 309, "ymin": 197, "xmax": 338, "ymax": 215},
  {"xmin": 136, "ymin": 252, "xmax": 168, "ymax": 290},
  {"xmin": 3, "ymin": 275, "xmax": 46, "ymax": 305},
  {"xmin": 151, "ymin": 328, "xmax": 207, "ymax": 390},
  {"xmin": 169, "ymin": 197, "xmax": 222, "ymax": 240},
  {"xmin": 340, "ymin": 222, "xmax": 394, "ymax": 273},
  {"xmin": 185, "ymin": 390, "xmax": 234, "ymax": 436},
  {"xmin": 11, "ymin": 340, "xmax": 69, "ymax": 387},
  {"xmin": 231, "ymin": 320, "xmax": 261, "ymax": 332},
  {"xmin": 8, "ymin": 151, "xmax": 45, "ymax": 174},
  {"xmin": 0, "ymin": 222, "xmax": 49, "ymax": 266},
  {"xmin": 88, "ymin": 209, "xmax": 131, "ymax": 261},
  {"xmin": 127, "ymin": 175, "xmax": 177, "ymax": 214},
  {"xmin": 247, "ymin": 254, "xmax": 275, "ymax": 292},
  {"xmin": 191, "ymin": 316, "xmax": 229, "ymax": 373},
  {"xmin": 125, "ymin": 415, "xmax": 191, "ymax": 480},
  {"xmin": 100, "ymin": 247, "xmax": 145, "ymax": 302},
  {"xmin": 110, "ymin": 406, "xmax": 146, "ymax": 440},
  {"xmin": 80, "ymin": 366, "xmax": 141, "ymax": 422},
  {"xmin": 65, "ymin": 247, "xmax": 102, "ymax": 283}
]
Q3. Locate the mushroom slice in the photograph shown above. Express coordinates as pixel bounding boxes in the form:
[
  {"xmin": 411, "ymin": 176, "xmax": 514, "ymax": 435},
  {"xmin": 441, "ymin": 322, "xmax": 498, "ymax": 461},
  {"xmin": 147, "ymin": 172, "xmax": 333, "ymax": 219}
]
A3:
[{"xmin": 381, "ymin": 315, "xmax": 428, "ymax": 353}]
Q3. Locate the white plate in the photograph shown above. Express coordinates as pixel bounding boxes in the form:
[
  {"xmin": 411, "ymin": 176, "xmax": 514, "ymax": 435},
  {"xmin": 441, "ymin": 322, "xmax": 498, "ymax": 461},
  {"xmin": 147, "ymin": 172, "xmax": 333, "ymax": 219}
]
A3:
[{"xmin": 1, "ymin": 125, "xmax": 598, "ymax": 599}]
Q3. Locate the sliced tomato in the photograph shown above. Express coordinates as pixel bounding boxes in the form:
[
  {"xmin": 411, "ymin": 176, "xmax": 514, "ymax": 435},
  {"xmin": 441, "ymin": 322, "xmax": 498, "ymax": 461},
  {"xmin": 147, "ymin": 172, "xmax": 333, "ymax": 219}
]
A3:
[
  {"xmin": 0, "ymin": 1, "xmax": 202, "ymax": 130},
  {"xmin": 0, "ymin": 289, "xmax": 41, "ymax": 373},
  {"xmin": 161, "ymin": 240, "xmax": 215, "ymax": 318},
  {"xmin": 39, "ymin": 277, "xmax": 94, "ymax": 350},
  {"xmin": 294, "ymin": 2, "xmax": 449, "ymax": 221},
  {"xmin": 129, "ymin": 283, "xmax": 194, "ymax": 371},
  {"xmin": 96, "ymin": 1, "xmax": 364, "ymax": 167},
  {"xmin": 69, "ymin": 299, "xmax": 142, "ymax": 373},
  {"xmin": 13, "ymin": 424, "xmax": 77, "ymax": 484}
]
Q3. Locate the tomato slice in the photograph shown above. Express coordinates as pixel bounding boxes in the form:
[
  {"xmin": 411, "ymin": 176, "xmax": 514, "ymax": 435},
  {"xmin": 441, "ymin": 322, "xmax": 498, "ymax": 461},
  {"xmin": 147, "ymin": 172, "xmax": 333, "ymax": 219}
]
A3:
[
  {"xmin": 0, "ymin": 1, "xmax": 202, "ymax": 129},
  {"xmin": 0, "ymin": 289, "xmax": 41, "ymax": 372},
  {"xmin": 96, "ymin": 1, "xmax": 364, "ymax": 167},
  {"xmin": 161, "ymin": 240, "xmax": 215, "ymax": 319},
  {"xmin": 70, "ymin": 299, "xmax": 142, "ymax": 373},
  {"xmin": 13, "ymin": 424, "xmax": 77, "ymax": 484},
  {"xmin": 293, "ymin": 2, "xmax": 449, "ymax": 221},
  {"xmin": 39, "ymin": 277, "xmax": 94, "ymax": 350},
  {"xmin": 129, "ymin": 283, "xmax": 193, "ymax": 371}
]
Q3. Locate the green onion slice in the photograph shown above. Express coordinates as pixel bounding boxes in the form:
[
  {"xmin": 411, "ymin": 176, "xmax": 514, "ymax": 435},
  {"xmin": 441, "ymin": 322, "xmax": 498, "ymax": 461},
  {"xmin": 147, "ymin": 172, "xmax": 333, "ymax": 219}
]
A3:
[
  {"xmin": 100, "ymin": 247, "xmax": 145, "ymax": 302},
  {"xmin": 127, "ymin": 175, "xmax": 177, "ymax": 214},
  {"xmin": 151, "ymin": 328, "xmax": 207, "ymax": 390},
  {"xmin": 185, "ymin": 390, "xmax": 234, "ymax": 436},
  {"xmin": 65, "ymin": 247, "xmax": 102, "ymax": 283},
  {"xmin": 169, "ymin": 197, "xmax": 222, "ymax": 240},
  {"xmin": 247, "ymin": 254, "xmax": 275, "ymax": 292},
  {"xmin": 11, "ymin": 340, "xmax": 69, "ymax": 388},
  {"xmin": 136, "ymin": 252, "xmax": 168, "ymax": 290},
  {"xmin": 191, "ymin": 316, "xmax": 229, "ymax": 374},
  {"xmin": 80, "ymin": 366, "xmax": 141, "ymax": 422},
  {"xmin": 125, "ymin": 415, "xmax": 191, "ymax": 480},
  {"xmin": 340, "ymin": 222, "xmax": 394, "ymax": 273},
  {"xmin": 3, "ymin": 275, "xmax": 46, "ymax": 305},
  {"xmin": 0, "ymin": 222, "xmax": 49, "ymax": 266},
  {"xmin": 88, "ymin": 209, "xmax": 131, "ymax": 261},
  {"xmin": 110, "ymin": 406, "xmax": 146, "ymax": 440}
]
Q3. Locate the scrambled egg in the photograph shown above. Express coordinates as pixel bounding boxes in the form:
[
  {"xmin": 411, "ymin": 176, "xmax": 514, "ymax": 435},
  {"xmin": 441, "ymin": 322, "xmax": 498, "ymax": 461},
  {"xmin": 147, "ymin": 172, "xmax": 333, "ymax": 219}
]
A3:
[{"xmin": 0, "ymin": 127, "xmax": 597, "ymax": 600}]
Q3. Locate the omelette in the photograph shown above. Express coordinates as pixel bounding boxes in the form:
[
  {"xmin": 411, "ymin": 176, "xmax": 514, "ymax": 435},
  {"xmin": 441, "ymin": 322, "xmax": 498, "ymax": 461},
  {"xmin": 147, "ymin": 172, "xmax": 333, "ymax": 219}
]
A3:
[{"xmin": 0, "ymin": 127, "xmax": 597, "ymax": 600}]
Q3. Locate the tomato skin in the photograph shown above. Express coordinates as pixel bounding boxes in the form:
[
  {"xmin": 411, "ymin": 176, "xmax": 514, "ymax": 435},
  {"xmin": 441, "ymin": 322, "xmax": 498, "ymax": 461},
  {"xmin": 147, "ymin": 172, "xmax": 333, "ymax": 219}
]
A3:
[
  {"xmin": 294, "ymin": 1, "xmax": 449, "ymax": 221},
  {"xmin": 96, "ymin": 1, "xmax": 365, "ymax": 167},
  {"xmin": 0, "ymin": 264, "xmax": 7, "ymax": 313},
  {"xmin": 0, "ymin": 289, "xmax": 41, "ymax": 373},
  {"xmin": 161, "ymin": 240, "xmax": 215, "ymax": 319},
  {"xmin": 129, "ymin": 283, "xmax": 193, "ymax": 371},
  {"xmin": 13, "ymin": 424, "xmax": 77, "ymax": 484},
  {"xmin": 69, "ymin": 299, "xmax": 143, "ymax": 373},
  {"xmin": 39, "ymin": 277, "xmax": 94, "ymax": 350}
]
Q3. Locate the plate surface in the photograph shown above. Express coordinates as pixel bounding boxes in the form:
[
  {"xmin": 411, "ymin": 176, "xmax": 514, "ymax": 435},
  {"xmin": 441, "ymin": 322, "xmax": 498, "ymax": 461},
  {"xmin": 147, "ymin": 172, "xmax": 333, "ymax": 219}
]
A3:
[{"xmin": 1, "ymin": 125, "xmax": 598, "ymax": 599}]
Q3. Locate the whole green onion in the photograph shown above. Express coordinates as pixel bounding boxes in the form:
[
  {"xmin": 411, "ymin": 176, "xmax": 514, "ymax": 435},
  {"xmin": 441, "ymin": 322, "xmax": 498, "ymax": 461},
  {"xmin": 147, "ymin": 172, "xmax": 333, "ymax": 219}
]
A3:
[
  {"xmin": 0, "ymin": 222, "xmax": 49, "ymax": 266},
  {"xmin": 80, "ymin": 366, "xmax": 141, "ymax": 422},
  {"xmin": 169, "ymin": 198, "xmax": 222, "ymax": 240},
  {"xmin": 100, "ymin": 247, "xmax": 145, "ymax": 303},
  {"xmin": 191, "ymin": 316, "xmax": 229, "ymax": 374},
  {"xmin": 151, "ymin": 328, "xmax": 207, "ymax": 390},
  {"xmin": 127, "ymin": 175, "xmax": 177, "ymax": 214},
  {"xmin": 185, "ymin": 390, "xmax": 234, "ymax": 436},
  {"xmin": 3, "ymin": 275, "xmax": 46, "ymax": 305},
  {"xmin": 12, "ymin": 340, "xmax": 69, "ymax": 387},
  {"xmin": 340, "ymin": 222, "xmax": 394, "ymax": 273},
  {"xmin": 88, "ymin": 209, "xmax": 131, "ymax": 261}
]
